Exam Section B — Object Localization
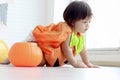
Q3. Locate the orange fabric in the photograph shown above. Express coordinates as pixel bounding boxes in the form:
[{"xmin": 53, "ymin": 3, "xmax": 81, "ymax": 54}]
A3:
[{"xmin": 32, "ymin": 22, "xmax": 71, "ymax": 66}]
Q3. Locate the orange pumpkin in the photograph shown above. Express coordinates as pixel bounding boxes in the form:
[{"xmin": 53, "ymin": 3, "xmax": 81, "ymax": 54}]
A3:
[{"xmin": 8, "ymin": 42, "xmax": 43, "ymax": 67}]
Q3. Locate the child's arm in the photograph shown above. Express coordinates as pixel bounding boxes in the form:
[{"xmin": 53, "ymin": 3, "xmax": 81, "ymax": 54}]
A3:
[
  {"xmin": 79, "ymin": 46, "xmax": 89, "ymax": 65},
  {"xmin": 80, "ymin": 46, "xmax": 99, "ymax": 68},
  {"xmin": 61, "ymin": 34, "xmax": 88, "ymax": 68}
]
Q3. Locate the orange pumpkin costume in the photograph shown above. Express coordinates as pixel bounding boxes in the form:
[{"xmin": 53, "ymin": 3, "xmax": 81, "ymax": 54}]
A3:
[{"xmin": 32, "ymin": 22, "xmax": 71, "ymax": 66}]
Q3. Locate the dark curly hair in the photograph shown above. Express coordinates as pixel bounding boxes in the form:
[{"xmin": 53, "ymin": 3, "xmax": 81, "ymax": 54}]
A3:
[{"xmin": 63, "ymin": 1, "xmax": 92, "ymax": 27}]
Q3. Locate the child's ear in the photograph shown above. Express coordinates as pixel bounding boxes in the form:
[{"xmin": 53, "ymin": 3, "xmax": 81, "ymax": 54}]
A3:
[
  {"xmin": 71, "ymin": 21, "xmax": 74, "ymax": 26},
  {"xmin": 71, "ymin": 20, "xmax": 76, "ymax": 27}
]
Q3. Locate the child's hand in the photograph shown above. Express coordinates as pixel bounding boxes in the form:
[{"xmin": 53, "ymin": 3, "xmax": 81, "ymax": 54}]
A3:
[
  {"xmin": 76, "ymin": 62, "xmax": 88, "ymax": 68},
  {"xmin": 86, "ymin": 63, "xmax": 100, "ymax": 68}
]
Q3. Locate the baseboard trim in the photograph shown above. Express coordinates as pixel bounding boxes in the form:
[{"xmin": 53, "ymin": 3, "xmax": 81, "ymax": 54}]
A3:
[{"xmin": 91, "ymin": 61, "xmax": 120, "ymax": 67}]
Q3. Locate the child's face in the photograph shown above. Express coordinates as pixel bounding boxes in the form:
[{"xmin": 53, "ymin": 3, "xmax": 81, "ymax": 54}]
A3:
[{"xmin": 74, "ymin": 17, "xmax": 91, "ymax": 33}]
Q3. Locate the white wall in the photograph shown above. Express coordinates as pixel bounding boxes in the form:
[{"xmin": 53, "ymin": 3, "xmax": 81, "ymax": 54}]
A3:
[
  {"xmin": 54, "ymin": 0, "xmax": 70, "ymax": 23},
  {"xmin": 0, "ymin": 0, "xmax": 54, "ymax": 48},
  {"xmin": 45, "ymin": 0, "xmax": 55, "ymax": 24}
]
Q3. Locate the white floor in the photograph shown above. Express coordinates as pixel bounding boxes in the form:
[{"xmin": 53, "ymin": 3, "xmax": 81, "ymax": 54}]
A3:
[{"xmin": 0, "ymin": 64, "xmax": 120, "ymax": 80}]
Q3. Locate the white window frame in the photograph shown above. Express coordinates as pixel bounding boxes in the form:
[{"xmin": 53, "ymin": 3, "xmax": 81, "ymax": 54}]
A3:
[{"xmin": 87, "ymin": 0, "xmax": 120, "ymax": 66}]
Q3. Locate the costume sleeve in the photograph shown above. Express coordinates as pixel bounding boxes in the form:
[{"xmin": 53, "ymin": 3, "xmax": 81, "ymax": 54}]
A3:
[{"xmin": 32, "ymin": 23, "xmax": 71, "ymax": 48}]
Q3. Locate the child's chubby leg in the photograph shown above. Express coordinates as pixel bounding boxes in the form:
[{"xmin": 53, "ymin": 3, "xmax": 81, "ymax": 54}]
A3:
[
  {"xmin": 37, "ymin": 54, "xmax": 46, "ymax": 66},
  {"xmin": 0, "ymin": 58, "xmax": 10, "ymax": 64}
]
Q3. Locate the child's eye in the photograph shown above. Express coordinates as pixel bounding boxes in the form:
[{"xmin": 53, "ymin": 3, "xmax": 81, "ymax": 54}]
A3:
[
  {"xmin": 83, "ymin": 21, "xmax": 91, "ymax": 24},
  {"xmin": 83, "ymin": 21, "xmax": 87, "ymax": 23}
]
